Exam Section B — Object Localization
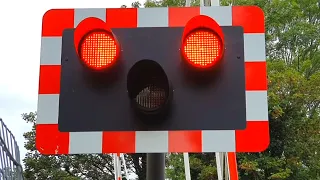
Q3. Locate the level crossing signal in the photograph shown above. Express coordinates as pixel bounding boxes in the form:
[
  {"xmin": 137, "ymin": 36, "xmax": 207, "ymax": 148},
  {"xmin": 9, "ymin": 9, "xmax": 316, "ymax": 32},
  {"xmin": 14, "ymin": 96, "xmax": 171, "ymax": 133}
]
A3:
[{"xmin": 36, "ymin": 6, "xmax": 269, "ymax": 154}]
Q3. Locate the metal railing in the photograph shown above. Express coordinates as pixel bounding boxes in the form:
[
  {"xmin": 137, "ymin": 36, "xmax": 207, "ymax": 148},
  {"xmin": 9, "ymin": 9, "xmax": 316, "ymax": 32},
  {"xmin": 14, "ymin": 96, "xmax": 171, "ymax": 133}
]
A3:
[{"xmin": 0, "ymin": 118, "xmax": 24, "ymax": 180}]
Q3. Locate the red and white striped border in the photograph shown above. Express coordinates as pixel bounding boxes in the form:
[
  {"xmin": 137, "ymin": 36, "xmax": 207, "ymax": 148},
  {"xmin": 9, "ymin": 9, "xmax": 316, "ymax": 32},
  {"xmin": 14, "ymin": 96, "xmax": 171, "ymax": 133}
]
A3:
[{"xmin": 36, "ymin": 6, "xmax": 269, "ymax": 155}]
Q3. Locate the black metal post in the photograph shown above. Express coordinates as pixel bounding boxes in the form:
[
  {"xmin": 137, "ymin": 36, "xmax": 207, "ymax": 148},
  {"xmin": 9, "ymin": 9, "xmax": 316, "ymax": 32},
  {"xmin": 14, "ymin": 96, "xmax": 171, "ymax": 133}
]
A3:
[{"xmin": 146, "ymin": 153, "xmax": 165, "ymax": 180}]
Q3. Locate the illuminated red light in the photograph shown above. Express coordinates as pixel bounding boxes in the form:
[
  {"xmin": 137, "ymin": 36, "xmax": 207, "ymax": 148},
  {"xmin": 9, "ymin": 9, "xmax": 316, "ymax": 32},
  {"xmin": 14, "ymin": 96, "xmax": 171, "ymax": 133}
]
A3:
[
  {"xmin": 181, "ymin": 15, "xmax": 225, "ymax": 69},
  {"xmin": 79, "ymin": 31, "xmax": 119, "ymax": 70},
  {"xmin": 182, "ymin": 29, "xmax": 223, "ymax": 68},
  {"xmin": 74, "ymin": 17, "xmax": 120, "ymax": 71}
]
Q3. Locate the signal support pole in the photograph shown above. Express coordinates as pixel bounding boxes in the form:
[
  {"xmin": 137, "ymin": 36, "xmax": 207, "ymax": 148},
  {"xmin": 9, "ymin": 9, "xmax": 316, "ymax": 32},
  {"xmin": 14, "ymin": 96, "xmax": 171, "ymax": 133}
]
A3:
[{"xmin": 146, "ymin": 153, "xmax": 166, "ymax": 180}]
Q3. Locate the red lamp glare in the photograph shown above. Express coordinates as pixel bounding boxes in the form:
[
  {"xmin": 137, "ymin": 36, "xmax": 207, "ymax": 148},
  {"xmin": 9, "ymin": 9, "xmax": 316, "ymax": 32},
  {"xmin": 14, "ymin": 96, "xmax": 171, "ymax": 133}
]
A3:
[
  {"xmin": 79, "ymin": 31, "xmax": 119, "ymax": 70},
  {"xmin": 181, "ymin": 15, "xmax": 225, "ymax": 69},
  {"xmin": 74, "ymin": 17, "xmax": 120, "ymax": 71},
  {"xmin": 182, "ymin": 29, "xmax": 223, "ymax": 68}
]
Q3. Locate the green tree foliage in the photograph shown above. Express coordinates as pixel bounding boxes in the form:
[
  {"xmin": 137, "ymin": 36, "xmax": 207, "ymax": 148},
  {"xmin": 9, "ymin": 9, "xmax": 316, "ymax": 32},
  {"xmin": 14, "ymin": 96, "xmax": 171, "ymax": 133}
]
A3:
[
  {"xmin": 23, "ymin": 0, "xmax": 319, "ymax": 179},
  {"xmin": 221, "ymin": 0, "xmax": 320, "ymax": 78},
  {"xmin": 237, "ymin": 60, "xmax": 320, "ymax": 180}
]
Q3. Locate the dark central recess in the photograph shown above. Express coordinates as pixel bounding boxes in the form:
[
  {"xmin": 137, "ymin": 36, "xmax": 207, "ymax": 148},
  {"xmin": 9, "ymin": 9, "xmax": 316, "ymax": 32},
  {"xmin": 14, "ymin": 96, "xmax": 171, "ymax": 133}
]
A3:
[
  {"xmin": 127, "ymin": 60, "xmax": 171, "ymax": 113},
  {"xmin": 127, "ymin": 60, "xmax": 173, "ymax": 128},
  {"xmin": 58, "ymin": 26, "xmax": 246, "ymax": 132}
]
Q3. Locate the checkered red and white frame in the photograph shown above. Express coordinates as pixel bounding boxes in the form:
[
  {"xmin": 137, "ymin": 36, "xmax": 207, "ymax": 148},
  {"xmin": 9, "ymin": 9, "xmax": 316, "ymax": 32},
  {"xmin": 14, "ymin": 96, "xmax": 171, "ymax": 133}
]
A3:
[{"xmin": 36, "ymin": 6, "xmax": 269, "ymax": 155}]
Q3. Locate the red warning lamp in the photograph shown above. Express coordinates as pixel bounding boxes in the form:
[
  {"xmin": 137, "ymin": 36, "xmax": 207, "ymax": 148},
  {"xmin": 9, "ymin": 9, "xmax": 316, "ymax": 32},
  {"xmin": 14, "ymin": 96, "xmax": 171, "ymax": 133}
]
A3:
[
  {"xmin": 181, "ymin": 15, "xmax": 225, "ymax": 69},
  {"xmin": 74, "ymin": 17, "xmax": 120, "ymax": 71},
  {"xmin": 79, "ymin": 30, "xmax": 119, "ymax": 70}
]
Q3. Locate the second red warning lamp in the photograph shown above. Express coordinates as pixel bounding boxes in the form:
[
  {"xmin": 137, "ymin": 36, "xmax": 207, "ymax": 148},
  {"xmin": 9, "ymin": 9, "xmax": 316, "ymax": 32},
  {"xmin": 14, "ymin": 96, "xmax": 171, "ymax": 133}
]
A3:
[
  {"xmin": 74, "ymin": 17, "xmax": 120, "ymax": 72},
  {"xmin": 181, "ymin": 15, "xmax": 225, "ymax": 70}
]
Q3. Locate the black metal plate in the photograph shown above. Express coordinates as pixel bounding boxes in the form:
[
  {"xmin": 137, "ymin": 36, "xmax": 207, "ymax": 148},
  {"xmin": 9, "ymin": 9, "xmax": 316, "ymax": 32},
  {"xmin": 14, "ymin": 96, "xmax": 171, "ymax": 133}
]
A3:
[{"xmin": 58, "ymin": 26, "xmax": 246, "ymax": 132}]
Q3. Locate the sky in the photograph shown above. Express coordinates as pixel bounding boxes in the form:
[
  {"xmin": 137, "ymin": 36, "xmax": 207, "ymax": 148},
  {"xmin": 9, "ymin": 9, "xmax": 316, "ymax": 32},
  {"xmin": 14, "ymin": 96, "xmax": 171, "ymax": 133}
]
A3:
[{"xmin": 0, "ymin": 0, "xmax": 137, "ymax": 169}]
